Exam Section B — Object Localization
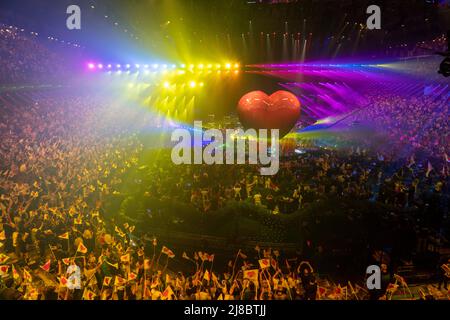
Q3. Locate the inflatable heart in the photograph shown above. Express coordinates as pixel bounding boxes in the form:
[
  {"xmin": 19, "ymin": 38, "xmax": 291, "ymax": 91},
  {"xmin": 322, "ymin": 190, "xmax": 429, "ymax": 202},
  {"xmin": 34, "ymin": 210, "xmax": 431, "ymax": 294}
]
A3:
[{"xmin": 237, "ymin": 90, "xmax": 301, "ymax": 137}]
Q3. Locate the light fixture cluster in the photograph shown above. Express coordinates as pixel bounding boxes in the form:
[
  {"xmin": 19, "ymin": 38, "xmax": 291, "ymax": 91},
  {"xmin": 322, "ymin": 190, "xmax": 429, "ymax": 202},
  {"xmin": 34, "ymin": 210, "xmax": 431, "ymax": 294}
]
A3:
[
  {"xmin": 87, "ymin": 62, "xmax": 241, "ymax": 75},
  {"xmin": 87, "ymin": 62, "xmax": 240, "ymax": 71}
]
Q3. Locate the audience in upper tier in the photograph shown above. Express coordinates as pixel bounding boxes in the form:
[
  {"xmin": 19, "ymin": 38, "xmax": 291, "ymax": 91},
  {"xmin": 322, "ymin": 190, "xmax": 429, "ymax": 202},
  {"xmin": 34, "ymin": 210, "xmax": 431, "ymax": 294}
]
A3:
[{"xmin": 0, "ymin": 25, "xmax": 76, "ymax": 85}]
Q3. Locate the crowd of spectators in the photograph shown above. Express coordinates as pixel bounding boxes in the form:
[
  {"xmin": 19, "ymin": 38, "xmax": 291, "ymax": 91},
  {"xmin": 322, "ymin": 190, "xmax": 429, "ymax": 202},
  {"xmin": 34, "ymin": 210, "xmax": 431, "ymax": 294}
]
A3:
[
  {"xmin": 0, "ymin": 25, "xmax": 448, "ymax": 300},
  {"xmin": 0, "ymin": 86, "xmax": 447, "ymax": 299}
]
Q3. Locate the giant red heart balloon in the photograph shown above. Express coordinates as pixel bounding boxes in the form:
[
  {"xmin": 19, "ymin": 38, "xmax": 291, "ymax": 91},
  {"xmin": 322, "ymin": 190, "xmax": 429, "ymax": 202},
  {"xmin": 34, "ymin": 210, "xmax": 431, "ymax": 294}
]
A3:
[{"xmin": 237, "ymin": 90, "xmax": 301, "ymax": 137}]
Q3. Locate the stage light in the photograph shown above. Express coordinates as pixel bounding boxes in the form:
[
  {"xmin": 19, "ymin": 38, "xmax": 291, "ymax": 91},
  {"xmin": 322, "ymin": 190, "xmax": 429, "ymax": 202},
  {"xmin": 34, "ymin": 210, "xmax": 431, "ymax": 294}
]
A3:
[
  {"xmin": 117, "ymin": 64, "xmax": 121, "ymax": 69},
  {"xmin": 189, "ymin": 81, "xmax": 197, "ymax": 88},
  {"xmin": 207, "ymin": 64, "xmax": 212, "ymax": 69},
  {"xmin": 144, "ymin": 64, "xmax": 149, "ymax": 69},
  {"xmin": 135, "ymin": 64, "xmax": 140, "ymax": 68},
  {"xmin": 153, "ymin": 64, "xmax": 159, "ymax": 69},
  {"xmin": 225, "ymin": 63, "xmax": 231, "ymax": 69},
  {"xmin": 177, "ymin": 70, "xmax": 186, "ymax": 75},
  {"xmin": 107, "ymin": 64, "xmax": 112, "ymax": 69},
  {"xmin": 98, "ymin": 64, "xmax": 104, "ymax": 69},
  {"xmin": 126, "ymin": 64, "xmax": 131, "ymax": 69},
  {"xmin": 162, "ymin": 64, "xmax": 167, "ymax": 69},
  {"xmin": 88, "ymin": 63, "xmax": 95, "ymax": 70},
  {"xmin": 180, "ymin": 64, "xmax": 186, "ymax": 68},
  {"xmin": 171, "ymin": 64, "xmax": 177, "ymax": 69},
  {"xmin": 189, "ymin": 64, "xmax": 195, "ymax": 69},
  {"xmin": 163, "ymin": 81, "xmax": 170, "ymax": 88},
  {"xmin": 216, "ymin": 64, "xmax": 221, "ymax": 69},
  {"xmin": 144, "ymin": 70, "xmax": 150, "ymax": 75},
  {"xmin": 234, "ymin": 63, "xmax": 240, "ymax": 69},
  {"xmin": 198, "ymin": 64, "xmax": 204, "ymax": 69},
  {"xmin": 199, "ymin": 82, "xmax": 204, "ymax": 87}
]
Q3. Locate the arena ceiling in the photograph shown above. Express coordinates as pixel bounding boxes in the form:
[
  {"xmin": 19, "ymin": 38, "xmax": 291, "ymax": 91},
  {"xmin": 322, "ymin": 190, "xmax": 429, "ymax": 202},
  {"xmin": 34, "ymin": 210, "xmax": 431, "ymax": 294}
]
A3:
[{"xmin": 0, "ymin": 0, "xmax": 448, "ymax": 62}]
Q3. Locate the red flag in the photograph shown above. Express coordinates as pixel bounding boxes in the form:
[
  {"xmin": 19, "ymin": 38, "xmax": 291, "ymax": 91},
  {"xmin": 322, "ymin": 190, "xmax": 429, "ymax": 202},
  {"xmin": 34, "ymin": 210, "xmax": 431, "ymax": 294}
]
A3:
[
  {"xmin": 23, "ymin": 269, "xmax": 32, "ymax": 282},
  {"xmin": 128, "ymin": 272, "xmax": 138, "ymax": 281},
  {"xmin": 83, "ymin": 289, "xmax": 96, "ymax": 300},
  {"xmin": 269, "ymin": 181, "xmax": 280, "ymax": 191},
  {"xmin": 335, "ymin": 285, "xmax": 347, "ymax": 295},
  {"xmin": 59, "ymin": 276, "xmax": 68, "ymax": 287},
  {"xmin": 161, "ymin": 286, "xmax": 174, "ymax": 300},
  {"xmin": 161, "ymin": 246, "xmax": 175, "ymax": 258},
  {"xmin": 0, "ymin": 265, "xmax": 9, "ymax": 276},
  {"xmin": 77, "ymin": 243, "xmax": 88, "ymax": 254},
  {"xmin": 40, "ymin": 260, "xmax": 51, "ymax": 272},
  {"xmin": 243, "ymin": 269, "xmax": 259, "ymax": 283},
  {"xmin": 259, "ymin": 259, "xmax": 270, "ymax": 269},
  {"xmin": 335, "ymin": 286, "xmax": 342, "ymax": 295},
  {"xmin": 103, "ymin": 276, "xmax": 112, "ymax": 287},
  {"xmin": 387, "ymin": 283, "xmax": 398, "ymax": 291},
  {"xmin": 114, "ymin": 276, "xmax": 127, "ymax": 286},
  {"xmin": 58, "ymin": 232, "xmax": 69, "ymax": 240},
  {"xmin": 120, "ymin": 254, "xmax": 130, "ymax": 263},
  {"xmin": 143, "ymin": 259, "xmax": 151, "ymax": 270},
  {"xmin": 317, "ymin": 286, "xmax": 327, "ymax": 298},
  {"xmin": 0, "ymin": 253, "xmax": 10, "ymax": 264},
  {"xmin": 271, "ymin": 259, "xmax": 277, "ymax": 269},
  {"xmin": 62, "ymin": 258, "xmax": 71, "ymax": 266},
  {"xmin": 12, "ymin": 265, "xmax": 20, "ymax": 280}
]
